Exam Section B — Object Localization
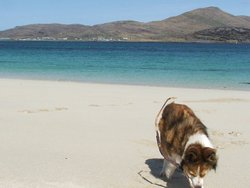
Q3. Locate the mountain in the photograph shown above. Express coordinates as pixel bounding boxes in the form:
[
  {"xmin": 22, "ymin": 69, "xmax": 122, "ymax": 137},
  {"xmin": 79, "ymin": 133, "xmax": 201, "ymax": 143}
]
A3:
[
  {"xmin": 92, "ymin": 21, "xmax": 157, "ymax": 41},
  {"xmin": 239, "ymin": 16, "xmax": 250, "ymax": 22},
  {"xmin": 147, "ymin": 7, "xmax": 250, "ymax": 41},
  {"xmin": 0, "ymin": 24, "xmax": 95, "ymax": 40},
  {"xmin": 193, "ymin": 27, "xmax": 250, "ymax": 42},
  {"xmin": 1, "ymin": 7, "xmax": 250, "ymax": 42}
]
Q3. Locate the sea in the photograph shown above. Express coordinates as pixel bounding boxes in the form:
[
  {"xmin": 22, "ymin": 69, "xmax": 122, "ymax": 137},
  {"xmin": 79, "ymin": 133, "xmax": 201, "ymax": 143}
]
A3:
[{"xmin": 0, "ymin": 41, "xmax": 250, "ymax": 90}]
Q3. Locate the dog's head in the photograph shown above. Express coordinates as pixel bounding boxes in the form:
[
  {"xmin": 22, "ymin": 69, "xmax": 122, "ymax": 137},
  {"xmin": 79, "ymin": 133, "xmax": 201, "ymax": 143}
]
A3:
[{"xmin": 181, "ymin": 144, "xmax": 217, "ymax": 188}]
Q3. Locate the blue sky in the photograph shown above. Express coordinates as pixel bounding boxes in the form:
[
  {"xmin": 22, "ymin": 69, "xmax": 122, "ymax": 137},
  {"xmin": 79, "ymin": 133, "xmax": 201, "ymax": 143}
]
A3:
[{"xmin": 1, "ymin": 0, "xmax": 250, "ymax": 30}]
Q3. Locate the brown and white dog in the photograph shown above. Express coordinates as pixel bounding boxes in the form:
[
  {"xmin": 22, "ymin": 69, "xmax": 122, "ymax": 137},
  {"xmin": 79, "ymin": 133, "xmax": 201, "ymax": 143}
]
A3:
[{"xmin": 155, "ymin": 98, "xmax": 218, "ymax": 188}]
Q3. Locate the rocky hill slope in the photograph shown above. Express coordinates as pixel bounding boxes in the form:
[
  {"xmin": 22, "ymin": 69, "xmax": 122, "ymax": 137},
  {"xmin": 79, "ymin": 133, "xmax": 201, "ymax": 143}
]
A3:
[{"xmin": 1, "ymin": 7, "xmax": 250, "ymax": 42}]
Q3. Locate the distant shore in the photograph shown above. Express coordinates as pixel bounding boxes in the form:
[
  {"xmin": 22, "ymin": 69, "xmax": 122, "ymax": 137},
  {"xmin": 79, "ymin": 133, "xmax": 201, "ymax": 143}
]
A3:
[{"xmin": 0, "ymin": 38, "xmax": 249, "ymax": 44}]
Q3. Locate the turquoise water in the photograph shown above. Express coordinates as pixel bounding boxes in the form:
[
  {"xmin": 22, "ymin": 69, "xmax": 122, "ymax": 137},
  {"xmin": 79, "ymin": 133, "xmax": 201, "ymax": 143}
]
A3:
[{"xmin": 0, "ymin": 41, "xmax": 250, "ymax": 90}]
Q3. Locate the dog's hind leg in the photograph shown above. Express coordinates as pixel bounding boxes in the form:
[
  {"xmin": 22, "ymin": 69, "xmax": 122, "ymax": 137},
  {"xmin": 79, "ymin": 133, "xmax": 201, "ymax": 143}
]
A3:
[{"xmin": 160, "ymin": 159, "xmax": 177, "ymax": 179}]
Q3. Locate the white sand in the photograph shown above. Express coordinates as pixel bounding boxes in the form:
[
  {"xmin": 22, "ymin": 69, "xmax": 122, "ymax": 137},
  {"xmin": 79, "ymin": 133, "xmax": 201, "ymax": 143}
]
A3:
[{"xmin": 0, "ymin": 78, "xmax": 250, "ymax": 188}]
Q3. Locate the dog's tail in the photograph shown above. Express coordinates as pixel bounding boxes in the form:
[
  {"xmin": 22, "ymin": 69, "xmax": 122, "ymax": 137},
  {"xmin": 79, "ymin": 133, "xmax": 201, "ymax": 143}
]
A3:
[{"xmin": 155, "ymin": 97, "xmax": 176, "ymax": 156}]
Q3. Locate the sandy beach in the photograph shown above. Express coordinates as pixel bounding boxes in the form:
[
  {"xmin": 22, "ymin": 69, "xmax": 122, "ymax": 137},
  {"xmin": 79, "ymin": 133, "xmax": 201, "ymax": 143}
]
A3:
[{"xmin": 0, "ymin": 78, "xmax": 250, "ymax": 188}]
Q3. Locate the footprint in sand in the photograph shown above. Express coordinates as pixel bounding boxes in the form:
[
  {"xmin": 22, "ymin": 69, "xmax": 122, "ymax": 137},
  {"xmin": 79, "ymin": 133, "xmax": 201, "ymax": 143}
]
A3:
[
  {"xmin": 89, "ymin": 104, "xmax": 101, "ymax": 107},
  {"xmin": 230, "ymin": 140, "xmax": 248, "ymax": 145},
  {"xmin": 39, "ymin": 109, "xmax": 49, "ymax": 112},
  {"xmin": 228, "ymin": 131, "xmax": 241, "ymax": 137},
  {"xmin": 19, "ymin": 107, "xmax": 68, "ymax": 113},
  {"xmin": 211, "ymin": 130, "xmax": 248, "ymax": 149},
  {"xmin": 227, "ymin": 131, "xmax": 248, "ymax": 145},
  {"xmin": 18, "ymin": 110, "xmax": 35, "ymax": 114},
  {"xmin": 89, "ymin": 103, "xmax": 133, "ymax": 107},
  {"xmin": 55, "ymin": 107, "xmax": 68, "ymax": 111}
]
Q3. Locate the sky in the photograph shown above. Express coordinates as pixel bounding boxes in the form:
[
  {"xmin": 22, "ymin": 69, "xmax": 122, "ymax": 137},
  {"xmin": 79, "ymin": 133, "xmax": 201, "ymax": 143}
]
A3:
[{"xmin": 1, "ymin": 0, "xmax": 250, "ymax": 30}]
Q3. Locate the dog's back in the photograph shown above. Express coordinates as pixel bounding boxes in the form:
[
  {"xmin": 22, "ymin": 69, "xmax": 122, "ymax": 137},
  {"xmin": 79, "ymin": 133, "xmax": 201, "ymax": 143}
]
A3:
[{"xmin": 158, "ymin": 102, "xmax": 208, "ymax": 159}]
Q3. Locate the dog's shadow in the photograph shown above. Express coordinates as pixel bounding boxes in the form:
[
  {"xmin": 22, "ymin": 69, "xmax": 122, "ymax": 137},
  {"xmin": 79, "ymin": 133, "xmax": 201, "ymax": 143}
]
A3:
[{"xmin": 144, "ymin": 158, "xmax": 191, "ymax": 188}]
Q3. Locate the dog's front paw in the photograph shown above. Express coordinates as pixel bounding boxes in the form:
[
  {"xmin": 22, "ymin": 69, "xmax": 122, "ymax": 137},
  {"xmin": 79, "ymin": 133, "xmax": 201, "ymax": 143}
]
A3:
[
  {"xmin": 160, "ymin": 169, "xmax": 174, "ymax": 179},
  {"xmin": 160, "ymin": 170, "xmax": 166, "ymax": 177},
  {"xmin": 160, "ymin": 163, "xmax": 177, "ymax": 179}
]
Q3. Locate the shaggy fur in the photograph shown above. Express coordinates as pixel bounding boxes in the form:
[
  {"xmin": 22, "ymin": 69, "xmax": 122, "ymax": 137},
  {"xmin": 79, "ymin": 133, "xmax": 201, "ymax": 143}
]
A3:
[{"xmin": 156, "ymin": 101, "xmax": 218, "ymax": 188}]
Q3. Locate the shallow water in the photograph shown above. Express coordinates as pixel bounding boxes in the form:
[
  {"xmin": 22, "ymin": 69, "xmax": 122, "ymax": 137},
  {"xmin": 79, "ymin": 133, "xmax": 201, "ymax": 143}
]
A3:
[{"xmin": 0, "ymin": 41, "xmax": 250, "ymax": 90}]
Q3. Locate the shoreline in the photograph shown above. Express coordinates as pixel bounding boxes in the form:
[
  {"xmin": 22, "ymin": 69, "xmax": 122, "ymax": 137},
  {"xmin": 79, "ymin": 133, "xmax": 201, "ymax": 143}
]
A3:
[
  {"xmin": 1, "ymin": 78, "xmax": 250, "ymax": 187},
  {"xmin": 2, "ymin": 39, "xmax": 250, "ymax": 44},
  {"xmin": 1, "ymin": 77, "xmax": 250, "ymax": 92}
]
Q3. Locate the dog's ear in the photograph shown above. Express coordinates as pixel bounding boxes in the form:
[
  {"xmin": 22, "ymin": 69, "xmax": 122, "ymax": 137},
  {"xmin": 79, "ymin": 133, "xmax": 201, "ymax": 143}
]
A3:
[
  {"xmin": 185, "ymin": 145, "xmax": 200, "ymax": 163},
  {"xmin": 203, "ymin": 147, "xmax": 218, "ymax": 170}
]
